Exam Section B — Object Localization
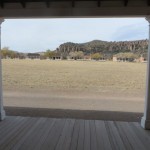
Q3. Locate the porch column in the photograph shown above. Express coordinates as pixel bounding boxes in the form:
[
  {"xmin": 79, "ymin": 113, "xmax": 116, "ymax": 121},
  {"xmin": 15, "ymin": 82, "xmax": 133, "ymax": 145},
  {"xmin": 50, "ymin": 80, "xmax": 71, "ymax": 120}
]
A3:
[
  {"xmin": 0, "ymin": 18, "xmax": 5, "ymax": 121},
  {"xmin": 141, "ymin": 16, "xmax": 150, "ymax": 129}
]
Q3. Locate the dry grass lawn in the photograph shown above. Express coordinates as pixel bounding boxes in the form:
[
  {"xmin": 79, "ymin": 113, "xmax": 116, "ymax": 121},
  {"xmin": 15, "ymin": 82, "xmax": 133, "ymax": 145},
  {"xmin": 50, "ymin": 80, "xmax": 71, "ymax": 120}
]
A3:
[{"xmin": 2, "ymin": 59, "xmax": 147, "ymax": 112}]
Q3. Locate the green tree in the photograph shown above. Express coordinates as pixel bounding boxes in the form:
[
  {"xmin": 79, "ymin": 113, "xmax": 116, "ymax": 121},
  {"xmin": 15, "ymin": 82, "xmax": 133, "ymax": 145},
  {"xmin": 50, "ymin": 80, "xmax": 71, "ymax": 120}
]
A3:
[
  {"xmin": 44, "ymin": 50, "xmax": 55, "ymax": 58},
  {"xmin": 76, "ymin": 51, "xmax": 84, "ymax": 59},
  {"xmin": 1, "ymin": 47, "xmax": 18, "ymax": 59},
  {"xmin": 91, "ymin": 53, "xmax": 102, "ymax": 60}
]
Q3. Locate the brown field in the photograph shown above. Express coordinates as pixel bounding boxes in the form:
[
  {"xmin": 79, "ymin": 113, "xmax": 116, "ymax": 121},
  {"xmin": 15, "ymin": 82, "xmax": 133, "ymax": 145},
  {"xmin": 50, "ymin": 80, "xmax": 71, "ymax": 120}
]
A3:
[{"xmin": 2, "ymin": 59, "xmax": 147, "ymax": 112}]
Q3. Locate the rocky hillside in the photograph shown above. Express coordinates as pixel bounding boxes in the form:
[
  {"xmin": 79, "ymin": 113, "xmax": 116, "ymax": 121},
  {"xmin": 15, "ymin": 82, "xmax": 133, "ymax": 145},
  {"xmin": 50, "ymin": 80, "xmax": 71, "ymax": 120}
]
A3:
[{"xmin": 56, "ymin": 40, "xmax": 148, "ymax": 58}]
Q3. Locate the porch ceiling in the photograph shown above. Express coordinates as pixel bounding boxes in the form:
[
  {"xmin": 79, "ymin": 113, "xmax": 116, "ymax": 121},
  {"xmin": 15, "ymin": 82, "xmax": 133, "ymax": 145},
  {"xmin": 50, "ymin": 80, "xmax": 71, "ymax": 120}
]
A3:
[
  {"xmin": 0, "ymin": 0, "xmax": 149, "ymax": 18},
  {"xmin": 0, "ymin": 0, "xmax": 149, "ymax": 8}
]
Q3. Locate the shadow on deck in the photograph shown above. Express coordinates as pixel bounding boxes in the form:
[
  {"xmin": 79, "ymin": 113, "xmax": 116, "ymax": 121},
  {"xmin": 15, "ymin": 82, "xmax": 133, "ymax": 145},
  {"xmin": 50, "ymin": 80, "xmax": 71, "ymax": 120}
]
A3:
[
  {"xmin": 0, "ymin": 116, "xmax": 150, "ymax": 150},
  {"xmin": 5, "ymin": 106, "xmax": 143, "ymax": 122}
]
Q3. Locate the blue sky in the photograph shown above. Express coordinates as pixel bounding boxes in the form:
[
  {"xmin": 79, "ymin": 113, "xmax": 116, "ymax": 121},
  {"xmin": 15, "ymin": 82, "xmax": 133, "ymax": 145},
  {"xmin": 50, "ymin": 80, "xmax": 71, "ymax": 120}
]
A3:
[{"xmin": 1, "ymin": 18, "xmax": 148, "ymax": 52}]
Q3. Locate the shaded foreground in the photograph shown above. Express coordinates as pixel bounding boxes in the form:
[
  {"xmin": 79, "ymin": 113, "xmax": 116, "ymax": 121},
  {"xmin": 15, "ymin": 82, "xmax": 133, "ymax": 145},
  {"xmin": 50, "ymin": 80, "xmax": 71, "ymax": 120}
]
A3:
[
  {"xmin": 5, "ymin": 107, "xmax": 142, "ymax": 122},
  {"xmin": 0, "ymin": 116, "xmax": 150, "ymax": 150}
]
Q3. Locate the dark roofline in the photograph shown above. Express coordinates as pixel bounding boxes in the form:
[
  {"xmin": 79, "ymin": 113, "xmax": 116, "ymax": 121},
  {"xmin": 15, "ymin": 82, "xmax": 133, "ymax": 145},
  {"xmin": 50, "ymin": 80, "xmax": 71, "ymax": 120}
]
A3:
[
  {"xmin": 27, "ymin": 53, "xmax": 40, "ymax": 56},
  {"xmin": 0, "ymin": 0, "xmax": 150, "ymax": 17},
  {"xmin": 0, "ymin": 0, "xmax": 149, "ymax": 9},
  {"xmin": 0, "ymin": 0, "xmax": 101, "ymax": 9}
]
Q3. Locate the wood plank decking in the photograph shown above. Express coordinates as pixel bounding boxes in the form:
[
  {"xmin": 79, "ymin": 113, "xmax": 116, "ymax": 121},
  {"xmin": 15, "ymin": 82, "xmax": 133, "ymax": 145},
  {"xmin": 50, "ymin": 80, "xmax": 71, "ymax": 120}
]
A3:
[{"xmin": 0, "ymin": 116, "xmax": 150, "ymax": 150}]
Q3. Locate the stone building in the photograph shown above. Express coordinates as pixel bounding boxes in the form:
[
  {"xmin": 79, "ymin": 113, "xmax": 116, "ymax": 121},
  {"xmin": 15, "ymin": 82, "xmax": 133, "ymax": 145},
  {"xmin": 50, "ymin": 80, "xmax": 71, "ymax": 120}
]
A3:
[
  {"xmin": 139, "ymin": 54, "xmax": 147, "ymax": 63},
  {"xmin": 27, "ymin": 53, "xmax": 40, "ymax": 59},
  {"xmin": 52, "ymin": 53, "xmax": 61, "ymax": 60},
  {"xmin": 113, "ymin": 52, "xmax": 137, "ymax": 62}
]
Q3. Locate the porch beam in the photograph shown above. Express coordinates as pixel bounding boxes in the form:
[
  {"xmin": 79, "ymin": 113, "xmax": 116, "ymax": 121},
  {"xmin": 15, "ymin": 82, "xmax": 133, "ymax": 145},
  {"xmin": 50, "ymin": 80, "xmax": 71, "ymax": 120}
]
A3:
[
  {"xmin": 141, "ymin": 16, "xmax": 150, "ymax": 129},
  {"xmin": 72, "ymin": 0, "xmax": 75, "ymax": 8},
  {"xmin": 148, "ymin": 0, "xmax": 150, "ymax": 6},
  {"xmin": 20, "ymin": 1, "xmax": 26, "ymax": 9},
  {"xmin": 124, "ymin": 0, "xmax": 128, "ymax": 7},
  {"xmin": 46, "ymin": 0, "xmax": 50, "ymax": 8},
  {"xmin": 0, "ymin": 18, "xmax": 5, "ymax": 121},
  {"xmin": 97, "ymin": 0, "xmax": 101, "ymax": 7},
  {"xmin": 0, "ymin": 0, "xmax": 4, "ymax": 9}
]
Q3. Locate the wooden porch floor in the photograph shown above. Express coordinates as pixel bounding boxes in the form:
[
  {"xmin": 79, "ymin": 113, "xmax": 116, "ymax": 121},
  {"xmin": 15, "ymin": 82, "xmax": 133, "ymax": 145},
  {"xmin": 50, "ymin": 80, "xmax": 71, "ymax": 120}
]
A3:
[{"xmin": 0, "ymin": 116, "xmax": 150, "ymax": 150}]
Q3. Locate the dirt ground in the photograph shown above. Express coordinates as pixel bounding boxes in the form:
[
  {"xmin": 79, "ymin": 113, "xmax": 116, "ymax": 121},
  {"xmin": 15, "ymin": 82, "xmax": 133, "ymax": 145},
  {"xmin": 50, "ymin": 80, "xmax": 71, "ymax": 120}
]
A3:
[
  {"xmin": 2, "ymin": 60, "xmax": 147, "ymax": 119},
  {"xmin": 3, "ymin": 88, "xmax": 144, "ymax": 121},
  {"xmin": 3, "ymin": 88, "xmax": 145, "ymax": 112}
]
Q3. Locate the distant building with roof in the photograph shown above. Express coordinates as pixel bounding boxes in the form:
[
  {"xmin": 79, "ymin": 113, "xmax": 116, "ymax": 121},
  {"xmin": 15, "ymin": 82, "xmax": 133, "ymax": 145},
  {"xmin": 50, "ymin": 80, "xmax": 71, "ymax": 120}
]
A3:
[{"xmin": 27, "ymin": 53, "xmax": 40, "ymax": 59}]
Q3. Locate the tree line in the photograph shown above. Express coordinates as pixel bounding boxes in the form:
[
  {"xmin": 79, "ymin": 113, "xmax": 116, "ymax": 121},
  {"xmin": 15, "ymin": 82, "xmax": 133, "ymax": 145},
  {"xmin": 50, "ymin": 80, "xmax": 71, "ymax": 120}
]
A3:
[{"xmin": 0, "ymin": 47, "xmax": 145, "ymax": 61}]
